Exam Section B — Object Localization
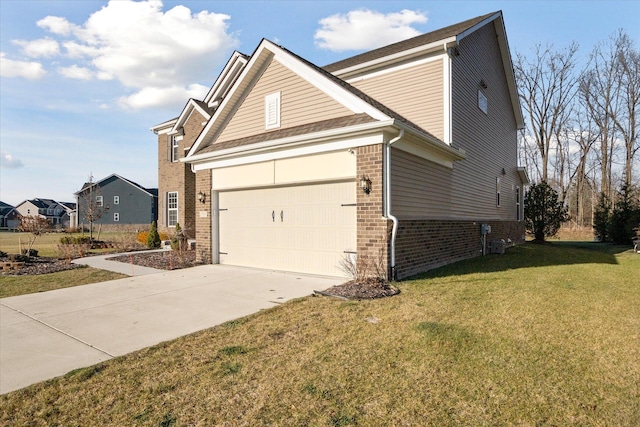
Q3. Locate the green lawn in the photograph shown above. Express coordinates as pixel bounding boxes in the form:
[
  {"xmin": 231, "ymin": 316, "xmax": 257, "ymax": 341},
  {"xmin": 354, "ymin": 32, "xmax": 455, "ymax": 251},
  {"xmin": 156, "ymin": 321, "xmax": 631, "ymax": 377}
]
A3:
[
  {"xmin": 1, "ymin": 242, "xmax": 638, "ymax": 426},
  {"xmin": 0, "ymin": 267, "xmax": 127, "ymax": 298},
  {"xmin": 0, "ymin": 231, "xmax": 140, "ymax": 258}
]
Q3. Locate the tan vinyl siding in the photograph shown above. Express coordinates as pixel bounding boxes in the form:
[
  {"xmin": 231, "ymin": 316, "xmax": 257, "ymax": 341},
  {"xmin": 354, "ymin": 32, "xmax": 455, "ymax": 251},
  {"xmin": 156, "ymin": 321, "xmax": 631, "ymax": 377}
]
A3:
[
  {"xmin": 217, "ymin": 58, "xmax": 352, "ymax": 143},
  {"xmin": 448, "ymin": 22, "xmax": 519, "ymax": 220},
  {"xmin": 390, "ymin": 147, "xmax": 453, "ymax": 218},
  {"xmin": 349, "ymin": 59, "xmax": 444, "ymax": 140}
]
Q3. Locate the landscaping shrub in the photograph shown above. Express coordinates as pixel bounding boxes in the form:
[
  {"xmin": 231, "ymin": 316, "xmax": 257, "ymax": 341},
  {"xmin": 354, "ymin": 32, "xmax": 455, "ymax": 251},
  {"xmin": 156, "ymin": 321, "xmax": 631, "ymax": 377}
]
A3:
[
  {"xmin": 147, "ymin": 221, "xmax": 161, "ymax": 249},
  {"xmin": 20, "ymin": 249, "xmax": 39, "ymax": 258}
]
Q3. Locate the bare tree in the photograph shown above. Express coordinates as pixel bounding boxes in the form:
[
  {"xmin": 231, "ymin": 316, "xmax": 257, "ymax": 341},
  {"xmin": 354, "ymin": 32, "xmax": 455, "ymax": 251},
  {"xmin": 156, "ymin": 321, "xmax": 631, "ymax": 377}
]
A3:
[
  {"xmin": 78, "ymin": 173, "xmax": 109, "ymax": 241},
  {"xmin": 611, "ymin": 30, "xmax": 640, "ymax": 187},
  {"xmin": 515, "ymin": 42, "xmax": 580, "ymax": 184},
  {"xmin": 18, "ymin": 215, "xmax": 51, "ymax": 259},
  {"xmin": 580, "ymin": 35, "xmax": 625, "ymax": 199}
]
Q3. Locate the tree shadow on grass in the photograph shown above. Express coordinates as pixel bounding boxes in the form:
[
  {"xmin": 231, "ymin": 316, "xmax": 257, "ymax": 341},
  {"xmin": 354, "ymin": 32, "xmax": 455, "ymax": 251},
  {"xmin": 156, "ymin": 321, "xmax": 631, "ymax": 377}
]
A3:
[{"xmin": 410, "ymin": 241, "xmax": 633, "ymax": 281}]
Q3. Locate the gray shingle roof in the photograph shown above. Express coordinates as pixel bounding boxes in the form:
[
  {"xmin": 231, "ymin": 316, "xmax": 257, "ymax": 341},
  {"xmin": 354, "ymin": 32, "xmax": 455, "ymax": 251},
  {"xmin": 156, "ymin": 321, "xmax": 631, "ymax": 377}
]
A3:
[{"xmin": 323, "ymin": 12, "xmax": 497, "ymax": 73}]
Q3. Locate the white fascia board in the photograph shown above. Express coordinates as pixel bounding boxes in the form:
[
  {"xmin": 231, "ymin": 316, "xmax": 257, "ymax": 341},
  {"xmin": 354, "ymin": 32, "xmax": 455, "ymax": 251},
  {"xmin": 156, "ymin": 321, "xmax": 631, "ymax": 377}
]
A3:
[
  {"xmin": 184, "ymin": 119, "xmax": 396, "ymax": 165},
  {"xmin": 268, "ymin": 41, "xmax": 390, "ymax": 121},
  {"xmin": 171, "ymin": 100, "xmax": 211, "ymax": 135},
  {"xmin": 204, "ymin": 51, "xmax": 248, "ymax": 104},
  {"xmin": 456, "ymin": 12, "xmax": 502, "ymax": 41},
  {"xmin": 331, "ymin": 37, "xmax": 456, "ymax": 78},
  {"xmin": 443, "ymin": 49, "xmax": 452, "ymax": 145},
  {"xmin": 192, "ymin": 134, "xmax": 383, "ymax": 171},
  {"xmin": 494, "ymin": 18, "xmax": 525, "ymax": 129},
  {"xmin": 187, "ymin": 44, "xmax": 273, "ymax": 158},
  {"xmin": 151, "ymin": 118, "xmax": 178, "ymax": 134},
  {"xmin": 394, "ymin": 121, "xmax": 466, "ymax": 167},
  {"xmin": 517, "ymin": 167, "xmax": 531, "ymax": 185}
]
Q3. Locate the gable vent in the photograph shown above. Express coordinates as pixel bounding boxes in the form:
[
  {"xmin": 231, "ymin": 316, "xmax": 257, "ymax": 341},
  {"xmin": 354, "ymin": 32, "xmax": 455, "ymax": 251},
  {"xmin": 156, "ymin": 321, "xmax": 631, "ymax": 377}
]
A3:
[{"xmin": 265, "ymin": 91, "xmax": 281, "ymax": 130}]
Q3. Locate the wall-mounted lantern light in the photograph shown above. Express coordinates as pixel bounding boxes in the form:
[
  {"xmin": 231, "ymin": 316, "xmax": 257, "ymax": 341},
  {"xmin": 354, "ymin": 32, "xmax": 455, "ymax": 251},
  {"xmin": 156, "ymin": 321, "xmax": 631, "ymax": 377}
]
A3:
[
  {"xmin": 197, "ymin": 191, "xmax": 206, "ymax": 204},
  {"xmin": 360, "ymin": 175, "xmax": 372, "ymax": 194}
]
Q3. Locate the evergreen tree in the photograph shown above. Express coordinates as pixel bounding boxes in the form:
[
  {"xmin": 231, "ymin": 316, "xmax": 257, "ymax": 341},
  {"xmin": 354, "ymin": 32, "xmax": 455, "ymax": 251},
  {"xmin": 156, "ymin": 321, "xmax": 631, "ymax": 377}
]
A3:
[
  {"xmin": 525, "ymin": 181, "xmax": 569, "ymax": 241},
  {"xmin": 593, "ymin": 193, "xmax": 612, "ymax": 242},
  {"xmin": 147, "ymin": 221, "xmax": 161, "ymax": 249},
  {"xmin": 609, "ymin": 184, "xmax": 640, "ymax": 244}
]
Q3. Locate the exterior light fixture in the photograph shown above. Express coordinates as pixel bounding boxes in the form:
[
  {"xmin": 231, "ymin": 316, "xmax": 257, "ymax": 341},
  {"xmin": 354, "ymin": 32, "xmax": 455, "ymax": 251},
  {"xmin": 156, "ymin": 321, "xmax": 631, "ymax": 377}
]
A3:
[
  {"xmin": 360, "ymin": 175, "xmax": 372, "ymax": 194},
  {"xmin": 197, "ymin": 191, "xmax": 206, "ymax": 203},
  {"xmin": 480, "ymin": 79, "xmax": 488, "ymax": 89}
]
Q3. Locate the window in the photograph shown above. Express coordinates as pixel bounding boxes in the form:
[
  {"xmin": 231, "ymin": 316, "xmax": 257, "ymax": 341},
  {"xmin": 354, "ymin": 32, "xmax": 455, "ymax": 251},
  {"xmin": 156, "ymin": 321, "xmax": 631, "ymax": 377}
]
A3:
[
  {"xmin": 171, "ymin": 135, "xmax": 179, "ymax": 162},
  {"xmin": 478, "ymin": 90, "xmax": 488, "ymax": 114},
  {"xmin": 113, "ymin": 212, "xmax": 120, "ymax": 222},
  {"xmin": 167, "ymin": 192, "xmax": 178, "ymax": 227},
  {"xmin": 265, "ymin": 92, "xmax": 281, "ymax": 129},
  {"xmin": 516, "ymin": 187, "xmax": 521, "ymax": 221},
  {"xmin": 96, "ymin": 196, "xmax": 103, "ymax": 207},
  {"xmin": 496, "ymin": 177, "xmax": 501, "ymax": 207},
  {"xmin": 114, "ymin": 196, "xmax": 119, "ymax": 205}
]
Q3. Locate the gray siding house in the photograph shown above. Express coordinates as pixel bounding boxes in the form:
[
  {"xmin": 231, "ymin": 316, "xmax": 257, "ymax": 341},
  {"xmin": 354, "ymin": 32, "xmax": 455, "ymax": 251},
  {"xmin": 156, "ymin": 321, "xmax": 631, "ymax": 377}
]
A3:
[{"xmin": 75, "ymin": 174, "xmax": 158, "ymax": 228}]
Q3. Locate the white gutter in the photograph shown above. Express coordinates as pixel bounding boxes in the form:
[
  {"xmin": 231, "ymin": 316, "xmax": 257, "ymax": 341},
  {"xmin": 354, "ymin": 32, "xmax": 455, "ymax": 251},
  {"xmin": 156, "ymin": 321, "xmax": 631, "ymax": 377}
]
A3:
[{"xmin": 384, "ymin": 129, "xmax": 404, "ymax": 280}]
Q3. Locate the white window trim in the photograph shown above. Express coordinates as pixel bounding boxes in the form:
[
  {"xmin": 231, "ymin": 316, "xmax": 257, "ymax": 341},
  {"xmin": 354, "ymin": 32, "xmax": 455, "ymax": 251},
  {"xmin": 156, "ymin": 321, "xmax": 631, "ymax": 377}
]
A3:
[
  {"xmin": 96, "ymin": 196, "xmax": 103, "ymax": 207},
  {"xmin": 171, "ymin": 135, "xmax": 180, "ymax": 162},
  {"xmin": 114, "ymin": 195, "xmax": 119, "ymax": 205},
  {"xmin": 496, "ymin": 177, "xmax": 501, "ymax": 207},
  {"xmin": 265, "ymin": 91, "xmax": 281, "ymax": 130},
  {"xmin": 478, "ymin": 89, "xmax": 488, "ymax": 115},
  {"xmin": 167, "ymin": 191, "xmax": 178, "ymax": 227},
  {"xmin": 516, "ymin": 186, "xmax": 521, "ymax": 221},
  {"xmin": 113, "ymin": 212, "xmax": 119, "ymax": 222}
]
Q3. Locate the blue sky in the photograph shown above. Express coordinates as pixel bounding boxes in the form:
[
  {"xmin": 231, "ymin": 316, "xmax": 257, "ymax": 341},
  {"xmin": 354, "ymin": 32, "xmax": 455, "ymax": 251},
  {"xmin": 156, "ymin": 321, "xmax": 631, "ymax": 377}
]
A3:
[{"xmin": 1, "ymin": 0, "xmax": 639, "ymax": 206}]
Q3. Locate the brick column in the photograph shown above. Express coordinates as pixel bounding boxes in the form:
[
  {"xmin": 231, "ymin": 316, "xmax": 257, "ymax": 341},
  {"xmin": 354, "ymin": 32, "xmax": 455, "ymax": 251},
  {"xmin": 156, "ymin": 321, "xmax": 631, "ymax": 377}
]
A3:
[
  {"xmin": 357, "ymin": 144, "xmax": 390, "ymax": 279},
  {"xmin": 195, "ymin": 169, "xmax": 212, "ymax": 264}
]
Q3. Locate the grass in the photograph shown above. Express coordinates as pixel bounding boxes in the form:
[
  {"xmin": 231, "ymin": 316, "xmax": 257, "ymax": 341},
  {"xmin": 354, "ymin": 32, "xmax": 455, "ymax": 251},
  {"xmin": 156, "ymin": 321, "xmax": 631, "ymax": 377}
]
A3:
[
  {"xmin": 0, "ymin": 231, "xmax": 139, "ymax": 258},
  {"xmin": 1, "ymin": 242, "xmax": 639, "ymax": 426},
  {"xmin": 0, "ymin": 267, "xmax": 127, "ymax": 298}
]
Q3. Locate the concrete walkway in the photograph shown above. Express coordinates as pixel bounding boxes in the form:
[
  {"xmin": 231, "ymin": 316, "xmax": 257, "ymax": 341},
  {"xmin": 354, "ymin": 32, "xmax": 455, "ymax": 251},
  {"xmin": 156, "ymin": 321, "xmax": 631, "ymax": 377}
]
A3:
[
  {"xmin": 0, "ymin": 263, "xmax": 343, "ymax": 394},
  {"xmin": 71, "ymin": 249, "xmax": 168, "ymax": 276}
]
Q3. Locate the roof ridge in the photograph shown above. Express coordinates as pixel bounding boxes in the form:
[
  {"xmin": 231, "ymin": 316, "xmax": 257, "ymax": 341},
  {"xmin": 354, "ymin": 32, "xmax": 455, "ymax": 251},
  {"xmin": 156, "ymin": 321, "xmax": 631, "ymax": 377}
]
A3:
[{"xmin": 323, "ymin": 11, "xmax": 499, "ymax": 73}]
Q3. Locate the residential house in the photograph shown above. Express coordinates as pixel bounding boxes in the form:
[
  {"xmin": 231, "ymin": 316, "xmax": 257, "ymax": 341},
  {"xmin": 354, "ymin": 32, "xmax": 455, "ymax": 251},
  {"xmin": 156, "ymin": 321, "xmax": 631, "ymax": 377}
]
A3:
[
  {"xmin": 13, "ymin": 198, "xmax": 76, "ymax": 229},
  {"xmin": 155, "ymin": 11, "xmax": 528, "ymax": 279},
  {"xmin": 0, "ymin": 201, "xmax": 20, "ymax": 230},
  {"xmin": 75, "ymin": 174, "xmax": 158, "ymax": 229}
]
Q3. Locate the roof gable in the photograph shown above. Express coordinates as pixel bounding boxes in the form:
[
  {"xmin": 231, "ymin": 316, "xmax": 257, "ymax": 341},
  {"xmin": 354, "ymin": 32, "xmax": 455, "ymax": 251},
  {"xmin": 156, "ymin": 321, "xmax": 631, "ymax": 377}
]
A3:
[
  {"xmin": 186, "ymin": 39, "xmax": 396, "ymax": 158},
  {"xmin": 74, "ymin": 174, "xmax": 156, "ymax": 198}
]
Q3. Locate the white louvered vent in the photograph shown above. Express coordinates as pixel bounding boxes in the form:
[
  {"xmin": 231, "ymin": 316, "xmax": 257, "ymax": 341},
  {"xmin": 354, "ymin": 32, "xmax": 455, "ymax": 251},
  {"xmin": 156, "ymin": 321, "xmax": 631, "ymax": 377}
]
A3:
[{"xmin": 265, "ymin": 91, "xmax": 281, "ymax": 130}]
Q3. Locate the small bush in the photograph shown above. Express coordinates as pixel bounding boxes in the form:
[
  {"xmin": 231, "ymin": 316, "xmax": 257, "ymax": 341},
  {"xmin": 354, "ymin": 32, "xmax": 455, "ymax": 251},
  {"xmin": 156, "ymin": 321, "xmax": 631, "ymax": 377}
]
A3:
[
  {"xmin": 147, "ymin": 221, "xmax": 161, "ymax": 249},
  {"xmin": 60, "ymin": 236, "xmax": 92, "ymax": 245},
  {"xmin": 137, "ymin": 230, "xmax": 169, "ymax": 245},
  {"xmin": 20, "ymin": 249, "xmax": 39, "ymax": 257}
]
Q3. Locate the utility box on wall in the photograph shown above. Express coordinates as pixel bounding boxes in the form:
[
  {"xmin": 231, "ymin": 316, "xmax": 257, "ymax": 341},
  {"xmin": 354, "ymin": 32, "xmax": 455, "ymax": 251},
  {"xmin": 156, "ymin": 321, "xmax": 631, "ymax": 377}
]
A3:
[{"xmin": 490, "ymin": 239, "xmax": 506, "ymax": 254}]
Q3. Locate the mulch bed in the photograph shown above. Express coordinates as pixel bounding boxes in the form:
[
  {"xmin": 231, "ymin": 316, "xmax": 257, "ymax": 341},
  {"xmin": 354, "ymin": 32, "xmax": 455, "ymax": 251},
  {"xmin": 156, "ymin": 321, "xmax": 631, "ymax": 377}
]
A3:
[
  {"xmin": 1, "ymin": 257, "xmax": 83, "ymax": 276},
  {"xmin": 107, "ymin": 251, "xmax": 201, "ymax": 270},
  {"xmin": 317, "ymin": 277, "xmax": 399, "ymax": 300}
]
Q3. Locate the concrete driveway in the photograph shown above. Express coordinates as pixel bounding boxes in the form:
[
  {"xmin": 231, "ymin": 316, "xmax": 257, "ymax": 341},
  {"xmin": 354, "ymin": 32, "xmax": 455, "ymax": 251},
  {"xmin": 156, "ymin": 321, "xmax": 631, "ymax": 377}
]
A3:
[{"xmin": 0, "ymin": 265, "xmax": 343, "ymax": 394}]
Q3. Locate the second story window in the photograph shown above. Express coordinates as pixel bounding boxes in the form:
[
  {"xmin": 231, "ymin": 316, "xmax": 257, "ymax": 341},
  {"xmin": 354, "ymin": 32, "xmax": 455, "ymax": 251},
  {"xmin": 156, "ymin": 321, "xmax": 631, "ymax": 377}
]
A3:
[
  {"xmin": 96, "ymin": 196, "xmax": 103, "ymax": 207},
  {"xmin": 114, "ymin": 196, "xmax": 119, "ymax": 205},
  {"xmin": 171, "ymin": 135, "xmax": 179, "ymax": 162},
  {"xmin": 167, "ymin": 192, "xmax": 178, "ymax": 227}
]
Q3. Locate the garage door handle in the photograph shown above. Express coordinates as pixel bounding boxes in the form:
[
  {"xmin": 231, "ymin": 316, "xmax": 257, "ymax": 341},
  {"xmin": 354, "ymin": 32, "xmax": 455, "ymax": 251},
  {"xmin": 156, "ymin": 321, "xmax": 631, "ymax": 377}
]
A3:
[
  {"xmin": 280, "ymin": 210, "xmax": 284, "ymax": 222},
  {"xmin": 272, "ymin": 211, "xmax": 275, "ymax": 222}
]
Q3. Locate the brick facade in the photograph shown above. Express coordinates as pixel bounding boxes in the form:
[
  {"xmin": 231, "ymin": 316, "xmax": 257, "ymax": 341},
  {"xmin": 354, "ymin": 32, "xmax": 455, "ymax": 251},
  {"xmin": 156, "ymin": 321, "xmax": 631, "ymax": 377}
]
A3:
[
  {"xmin": 195, "ymin": 169, "xmax": 212, "ymax": 264},
  {"xmin": 157, "ymin": 112, "xmax": 205, "ymax": 238},
  {"xmin": 394, "ymin": 219, "xmax": 526, "ymax": 280},
  {"xmin": 356, "ymin": 144, "xmax": 391, "ymax": 278}
]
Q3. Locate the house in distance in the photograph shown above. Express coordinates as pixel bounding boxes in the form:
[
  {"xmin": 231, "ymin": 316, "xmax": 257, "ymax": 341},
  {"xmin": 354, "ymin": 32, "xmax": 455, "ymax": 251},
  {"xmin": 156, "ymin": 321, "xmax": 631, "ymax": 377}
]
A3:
[{"xmin": 153, "ymin": 10, "xmax": 528, "ymax": 279}]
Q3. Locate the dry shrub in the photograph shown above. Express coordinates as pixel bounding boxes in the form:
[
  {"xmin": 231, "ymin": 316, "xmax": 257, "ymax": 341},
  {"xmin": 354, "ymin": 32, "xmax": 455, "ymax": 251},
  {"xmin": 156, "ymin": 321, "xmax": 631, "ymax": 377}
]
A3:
[{"xmin": 136, "ymin": 231, "xmax": 169, "ymax": 244}]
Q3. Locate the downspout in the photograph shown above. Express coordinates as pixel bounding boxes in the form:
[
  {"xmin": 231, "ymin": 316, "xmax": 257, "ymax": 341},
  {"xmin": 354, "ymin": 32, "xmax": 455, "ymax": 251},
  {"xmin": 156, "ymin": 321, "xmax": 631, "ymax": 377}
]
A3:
[{"xmin": 384, "ymin": 129, "xmax": 404, "ymax": 281}]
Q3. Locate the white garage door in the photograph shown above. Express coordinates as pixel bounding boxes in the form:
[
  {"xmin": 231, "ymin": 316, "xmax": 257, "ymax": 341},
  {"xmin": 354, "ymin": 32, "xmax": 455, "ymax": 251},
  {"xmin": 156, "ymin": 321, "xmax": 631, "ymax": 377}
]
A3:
[{"xmin": 219, "ymin": 181, "xmax": 356, "ymax": 277}]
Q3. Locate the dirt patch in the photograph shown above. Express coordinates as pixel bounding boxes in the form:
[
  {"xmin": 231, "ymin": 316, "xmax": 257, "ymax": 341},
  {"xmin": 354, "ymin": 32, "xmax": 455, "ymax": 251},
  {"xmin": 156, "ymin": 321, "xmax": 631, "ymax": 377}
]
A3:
[{"xmin": 318, "ymin": 277, "xmax": 399, "ymax": 300}]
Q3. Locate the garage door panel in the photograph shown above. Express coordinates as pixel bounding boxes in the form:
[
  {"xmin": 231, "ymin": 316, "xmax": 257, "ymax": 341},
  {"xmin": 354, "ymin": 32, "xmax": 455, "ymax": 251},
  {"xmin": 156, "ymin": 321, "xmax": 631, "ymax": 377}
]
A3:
[{"xmin": 219, "ymin": 181, "xmax": 356, "ymax": 277}]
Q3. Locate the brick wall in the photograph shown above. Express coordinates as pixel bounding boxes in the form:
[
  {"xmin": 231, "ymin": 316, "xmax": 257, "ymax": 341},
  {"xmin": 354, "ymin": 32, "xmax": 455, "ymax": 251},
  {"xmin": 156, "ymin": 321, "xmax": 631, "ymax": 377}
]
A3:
[
  {"xmin": 357, "ymin": 144, "xmax": 391, "ymax": 278},
  {"xmin": 394, "ymin": 219, "xmax": 526, "ymax": 279},
  {"xmin": 195, "ymin": 169, "xmax": 212, "ymax": 264}
]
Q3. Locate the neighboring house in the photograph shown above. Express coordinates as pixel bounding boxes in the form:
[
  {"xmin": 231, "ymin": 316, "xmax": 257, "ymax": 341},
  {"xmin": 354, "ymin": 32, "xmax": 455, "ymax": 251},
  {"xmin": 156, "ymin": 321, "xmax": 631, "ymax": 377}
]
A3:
[
  {"xmin": 13, "ymin": 198, "xmax": 75, "ymax": 229},
  {"xmin": 154, "ymin": 11, "xmax": 529, "ymax": 279},
  {"xmin": 75, "ymin": 174, "xmax": 158, "ymax": 228},
  {"xmin": 0, "ymin": 201, "xmax": 20, "ymax": 230}
]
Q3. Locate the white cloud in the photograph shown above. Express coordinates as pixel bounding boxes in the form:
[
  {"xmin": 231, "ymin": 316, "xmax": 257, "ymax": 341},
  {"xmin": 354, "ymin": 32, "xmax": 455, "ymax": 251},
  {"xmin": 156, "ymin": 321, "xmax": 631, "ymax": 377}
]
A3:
[
  {"xmin": 1, "ymin": 152, "xmax": 25, "ymax": 169},
  {"xmin": 315, "ymin": 9, "xmax": 427, "ymax": 52},
  {"xmin": 58, "ymin": 65, "xmax": 93, "ymax": 80},
  {"xmin": 13, "ymin": 38, "xmax": 60, "ymax": 58},
  {"xmin": 36, "ymin": 15, "xmax": 77, "ymax": 36},
  {"xmin": 29, "ymin": 0, "xmax": 239, "ymax": 109},
  {"xmin": 0, "ymin": 53, "xmax": 46, "ymax": 79},
  {"xmin": 118, "ymin": 84, "xmax": 209, "ymax": 109}
]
